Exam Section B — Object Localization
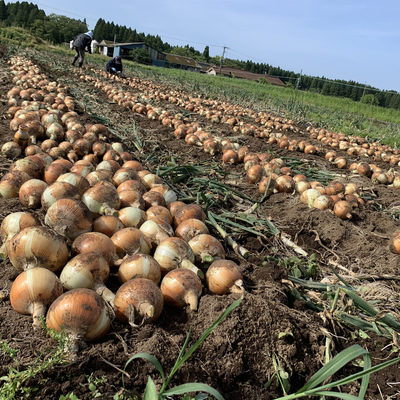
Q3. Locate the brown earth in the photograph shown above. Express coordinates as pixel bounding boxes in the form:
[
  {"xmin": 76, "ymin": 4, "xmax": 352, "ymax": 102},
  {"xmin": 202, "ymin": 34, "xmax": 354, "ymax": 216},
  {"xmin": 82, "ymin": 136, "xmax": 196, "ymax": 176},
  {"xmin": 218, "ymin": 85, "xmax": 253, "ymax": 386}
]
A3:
[{"xmin": 0, "ymin": 48, "xmax": 400, "ymax": 400}]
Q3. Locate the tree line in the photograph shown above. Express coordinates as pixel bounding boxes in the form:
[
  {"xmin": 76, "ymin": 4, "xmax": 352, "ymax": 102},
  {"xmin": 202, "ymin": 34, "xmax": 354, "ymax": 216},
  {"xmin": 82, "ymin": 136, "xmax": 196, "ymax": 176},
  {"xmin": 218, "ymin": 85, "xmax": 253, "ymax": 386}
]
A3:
[{"xmin": 1, "ymin": 1, "xmax": 399, "ymax": 110}]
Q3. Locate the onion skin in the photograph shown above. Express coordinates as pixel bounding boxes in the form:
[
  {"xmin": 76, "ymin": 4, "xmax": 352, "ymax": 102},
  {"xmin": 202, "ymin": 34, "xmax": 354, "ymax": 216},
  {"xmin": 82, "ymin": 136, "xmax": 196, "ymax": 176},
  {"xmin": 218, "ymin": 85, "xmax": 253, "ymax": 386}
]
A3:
[
  {"xmin": 93, "ymin": 215, "xmax": 125, "ymax": 237},
  {"xmin": 57, "ymin": 172, "xmax": 90, "ymax": 197},
  {"xmin": 333, "ymin": 200, "xmax": 353, "ymax": 219},
  {"xmin": 300, "ymin": 188, "xmax": 322, "ymax": 207},
  {"xmin": 188, "ymin": 234, "xmax": 226, "ymax": 267},
  {"xmin": 153, "ymin": 236, "xmax": 202, "ymax": 277},
  {"xmin": 10, "ymin": 267, "xmax": 63, "ymax": 328},
  {"xmin": 46, "ymin": 288, "xmax": 111, "ymax": 352},
  {"xmin": 41, "ymin": 181, "xmax": 81, "ymax": 210},
  {"xmin": 175, "ymin": 218, "xmax": 210, "ymax": 242},
  {"xmin": 81, "ymin": 180, "xmax": 120, "ymax": 217},
  {"xmin": 60, "ymin": 252, "xmax": 115, "ymax": 306},
  {"xmin": 118, "ymin": 254, "xmax": 162, "ymax": 284},
  {"xmin": 114, "ymin": 278, "xmax": 164, "ymax": 327},
  {"xmin": 160, "ymin": 268, "xmax": 203, "ymax": 311},
  {"xmin": 71, "ymin": 232, "xmax": 120, "ymax": 267},
  {"xmin": 206, "ymin": 260, "xmax": 244, "ymax": 295},
  {"xmin": 389, "ymin": 230, "xmax": 400, "ymax": 254},
  {"xmin": 18, "ymin": 179, "xmax": 48, "ymax": 209},
  {"xmin": 0, "ymin": 211, "xmax": 41, "ymax": 257},
  {"xmin": 111, "ymin": 227, "xmax": 152, "ymax": 259},
  {"xmin": 45, "ymin": 198, "xmax": 93, "ymax": 241},
  {"xmin": 173, "ymin": 204, "xmax": 206, "ymax": 229},
  {"xmin": 8, "ymin": 226, "xmax": 69, "ymax": 272},
  {"xmin": 0, "ymin": 170, "xmax": 31, "ymax": 199}
]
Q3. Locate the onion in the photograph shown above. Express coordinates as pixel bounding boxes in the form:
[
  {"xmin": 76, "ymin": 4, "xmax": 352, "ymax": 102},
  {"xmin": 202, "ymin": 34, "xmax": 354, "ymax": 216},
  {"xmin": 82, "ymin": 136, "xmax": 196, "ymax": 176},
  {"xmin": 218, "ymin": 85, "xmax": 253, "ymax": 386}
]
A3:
[
  {"xmin": 118, "ymin": 254, "xmax": 162, "ymax": 284},
  {"xmin": 122, "ymin": 160, "xmax": 143, "ymax": 171},
  {"xmin": 114, "ymin": 278, "xmax": 163, "ymax": 327},
  {"xmin": 139, "ymin": 218, "xmax": 174, "ymax": 249},
  {"xmin": 118, "ymin": 189, "xmax": 146, "ymax": 209},
  {"xmin": 246, "ymin": 165, "xmax": 264, "ymax": 184},
  {"xmin": 41, "ymin": 181, "xmax": 81, "ymax": 210},
  {"xmin": 153, "ymin": 237, "xmax": 202, "ymax": 277},
  {"xmin": 0, "ymin": 170, "xmax": 31, "ymax": 199},
  {"xmin": 2, "ymin": 141, "xmax": 22, "ymax": 158},
  {"xmin": 117, "ymin": 179, "xmax": 147, "ymax": 195},
  {"xmin": 46, "ymin": 122, "xmax": 64, "ymax": 142},
  {"xmin": 96, "ymin": 160, "xmax": 121, "ymax": 175},
  {"xmin": 175, "ymin": 218, "xmax": 210, "ymax": 243},
  {"xmin": 389, "ymin": 229, "xmax": 400, "ymax": 254},
  {"xmin": 188, "ymin": 234, "xmax": 225, "ymax": 267},
  {"xmin": 168, "ymin": 201, "xmax": 186, "ymax": 218},
  {"xmin": 10, "ymin": 158, "xmax": 42, "ymax": 179},
  {"xmin": 146, "ymin": 205, "xmax": 173, "ymax": 224},
  {"xmin": 140, "ymin": 173, "xmax": 163, "ymax": 190},
  {"xmin": 8, "ymin": 226, "xmax": 69, "ymax": 272},
  {"xmin": 112, "ymin": 168, "xmax": 140, "ymax": 187},
  {"xmin": 57, "ymin": 172, "xmax": 90, "ymax": 196},
  {"xmin": 86, "ymin": 169, "xmax": 114, "ymax": 186},
  {"xmin": 300, "ymin": 188, "xmax": 322, "ymax": 207},
  {"xmin": 148, "ymin": 184, "xmax": 178, "ymax": 206},
  {"xmin": 71, "ymin": 232, "xmax": 120, "ymax": 266},
  {"xmin": 160, "ymin": 268, "xmax": 202, "ymax": 311},
  {"xmin": 46, "ymin": 288, "xmax": 111, "ymax": 352},
  {"xmin": 73, "ymin": 138, "xmax": 92, "ymax": 157},
  {"xmin": 45, "ymin": 198, "xmax": 93, "ymax": 241},
  {"xmin": 276, "ymin": 175, "xmax": 295, "ymax": 193},
  {"xmin": 111, "ymin": 227, "xmax": 152, "ymax": 259},
  {"xmin": 81, "ymin": 180, "xmax": 120, "ymax": 217},
  {"xmin": 70, "ymin": 162, "xmax": 94, "ymax": 178},
  {"xmin": 93, "ymin": 215, "xmax": 125, "ymax": 237},
  {"xmin": 206, "ymin": 259, "xmax": 244, "ymax": 295},
  {"xmin": 173, "ymin": 204, "xmax": 206, "ymax": 229},
  {"xmin": 19, "ymin": 178, "xmax": 48, "ymax": 209},
  {"xmin": 142, "ymin": 190, "xmax": 166, "ymax": 209},
  {"xmin": 325, "ymin": 181, "xmax": 345, "ymax": 196},
  {"xmin": 60, "ymin": 252, "xmax": 115, "ymax": 306},
  {"xmin": 333, "ymin": 200, "xmax": 353, "ymax": 219},
  {"xmin": 10, "ymin": 267, "xmax": 63, "ymax": 328},
  {"xmin": 118, "ymin": 207, "xmax": 147, "ymax": 228},
  {"xmin": 0, "ymin": 211, "xmax": 41, "ymax": 257},
  {"xmin": 313, "ymin": 195, "xmax": 334, "ymax": 210}
]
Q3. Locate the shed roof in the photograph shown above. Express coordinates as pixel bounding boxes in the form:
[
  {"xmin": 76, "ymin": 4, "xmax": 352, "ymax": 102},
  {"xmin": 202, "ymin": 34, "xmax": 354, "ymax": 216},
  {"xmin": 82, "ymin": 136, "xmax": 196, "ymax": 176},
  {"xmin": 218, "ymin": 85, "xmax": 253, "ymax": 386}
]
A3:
[
  {"xmin": 164, "ymin": 53, "xmax": 201, "ymax": 68},
  {"xmin": 207, "ymin": 66, "xmax": 286, "ymax": 86}
]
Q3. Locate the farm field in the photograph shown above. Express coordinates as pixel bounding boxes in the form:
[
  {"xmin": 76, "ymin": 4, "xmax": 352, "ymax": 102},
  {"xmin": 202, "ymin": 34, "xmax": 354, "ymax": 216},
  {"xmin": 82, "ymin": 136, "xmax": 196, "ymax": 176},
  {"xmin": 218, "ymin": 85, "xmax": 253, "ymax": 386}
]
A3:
[{"xmin": 1, "ymin": 46, "xmax": 400, "ymax": 399}]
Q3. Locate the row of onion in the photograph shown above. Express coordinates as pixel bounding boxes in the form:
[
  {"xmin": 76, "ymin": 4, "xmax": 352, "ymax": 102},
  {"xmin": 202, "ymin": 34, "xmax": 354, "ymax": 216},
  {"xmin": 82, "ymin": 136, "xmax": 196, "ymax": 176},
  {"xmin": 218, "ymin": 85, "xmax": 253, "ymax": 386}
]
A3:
[{"xmin": 2, "ymin": 56, "xmax": 245, "ymax": 352}]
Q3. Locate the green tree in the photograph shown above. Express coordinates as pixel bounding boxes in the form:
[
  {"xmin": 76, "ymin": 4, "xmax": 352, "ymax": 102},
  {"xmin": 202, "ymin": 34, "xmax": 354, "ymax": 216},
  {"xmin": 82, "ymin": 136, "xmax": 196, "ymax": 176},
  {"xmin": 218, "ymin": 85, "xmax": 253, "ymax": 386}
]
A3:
[{"xmin": 202, "ymin": 45, "xmax": 210, "ymax": 62}]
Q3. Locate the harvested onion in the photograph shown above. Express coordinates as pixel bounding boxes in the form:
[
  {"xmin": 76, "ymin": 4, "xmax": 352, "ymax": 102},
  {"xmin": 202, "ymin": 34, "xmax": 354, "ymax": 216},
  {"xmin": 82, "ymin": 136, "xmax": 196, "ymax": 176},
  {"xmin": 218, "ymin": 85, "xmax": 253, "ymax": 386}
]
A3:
[
  {"xmin": 118, "ymin": 253, "xmax": 162, "ymax": 284},
  {"xmin": 46, "ymin": 288, "xmax": 111, "ymax": 352},
  {"xmin": 114, "ymin": 278, "xmax": 163, "ymax": 327},
  {"xmin": 8, "ymin": 226, "xmax": 69, "ymax": 272},
  {"xmin": 206, "ymin": 259, "xmax": 244, "ymax": 295},
  {"xmin": 160, "ymin": 268, "xmax": 203, "ymax": 311},
  {"xmin": 10, "ymin": 267, "xmax": 63, "ymax": 328},
  {"xmin": 60, "ymin": 252, "xmax": 115, "ymax": 306}
]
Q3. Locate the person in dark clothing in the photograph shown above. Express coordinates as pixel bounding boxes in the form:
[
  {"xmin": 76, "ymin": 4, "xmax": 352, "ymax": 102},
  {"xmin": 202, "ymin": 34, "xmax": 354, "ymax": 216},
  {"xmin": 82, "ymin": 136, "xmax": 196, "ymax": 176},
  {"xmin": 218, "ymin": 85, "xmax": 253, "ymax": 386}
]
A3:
[
  {"xmin": 72, "ymin": 30, "xmax": 93, "ymax": 68},
  {"xmin": 106, "ymin": 56, "xmax": 123, "ymax": 75}
]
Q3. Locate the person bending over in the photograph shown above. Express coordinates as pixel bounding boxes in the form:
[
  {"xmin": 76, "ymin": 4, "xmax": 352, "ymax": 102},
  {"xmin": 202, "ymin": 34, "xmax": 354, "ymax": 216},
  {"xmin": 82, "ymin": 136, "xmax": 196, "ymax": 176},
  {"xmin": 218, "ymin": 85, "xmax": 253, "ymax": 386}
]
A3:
[
  {"xmin": 72, "ymin": 30, "xmax": 93, "ymax": 68},
  {"xmin": 106, "ymin": 56, "xmax": 123, "ymax": 75}
]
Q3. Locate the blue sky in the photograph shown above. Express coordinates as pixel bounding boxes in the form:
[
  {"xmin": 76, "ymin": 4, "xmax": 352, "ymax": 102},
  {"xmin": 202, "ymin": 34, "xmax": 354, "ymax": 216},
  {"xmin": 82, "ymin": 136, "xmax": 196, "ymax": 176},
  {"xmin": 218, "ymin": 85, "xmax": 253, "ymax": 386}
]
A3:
[{"xmin": 30, "ymin": 0, "xmax": 400, "ymax": 92}]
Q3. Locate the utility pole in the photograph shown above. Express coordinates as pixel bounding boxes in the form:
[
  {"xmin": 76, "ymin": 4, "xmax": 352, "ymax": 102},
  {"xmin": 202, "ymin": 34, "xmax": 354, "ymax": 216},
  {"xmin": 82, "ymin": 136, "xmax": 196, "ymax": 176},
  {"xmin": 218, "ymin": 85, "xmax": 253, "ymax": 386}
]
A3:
[{"xmin": 219, "ymin": 46, "xmax": 229, "ymax": 75}]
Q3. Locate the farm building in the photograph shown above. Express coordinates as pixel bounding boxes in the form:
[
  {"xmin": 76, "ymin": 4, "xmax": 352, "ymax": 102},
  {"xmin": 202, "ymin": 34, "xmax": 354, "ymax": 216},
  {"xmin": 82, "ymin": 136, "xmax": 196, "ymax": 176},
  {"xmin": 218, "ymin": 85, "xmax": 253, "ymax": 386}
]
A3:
[
  {"xmin": 97, "ymin": 41, "xmax": 166, "ymax": 67},
  {"xmin": 164, "ymin": 53, "xmax": 202, "ymax": 72},
  {"xmin": 206, "ymin": 66, "xmax": 286, "ymax": 86}
]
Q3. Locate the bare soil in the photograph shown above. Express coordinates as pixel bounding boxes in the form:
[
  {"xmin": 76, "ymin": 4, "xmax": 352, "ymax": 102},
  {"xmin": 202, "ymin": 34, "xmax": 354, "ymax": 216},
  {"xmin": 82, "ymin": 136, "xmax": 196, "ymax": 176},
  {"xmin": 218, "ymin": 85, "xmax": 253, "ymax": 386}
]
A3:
[{"xmin": 0, "ymin": 49, "xmax": 400, "ymax": 400}]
